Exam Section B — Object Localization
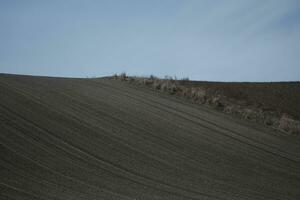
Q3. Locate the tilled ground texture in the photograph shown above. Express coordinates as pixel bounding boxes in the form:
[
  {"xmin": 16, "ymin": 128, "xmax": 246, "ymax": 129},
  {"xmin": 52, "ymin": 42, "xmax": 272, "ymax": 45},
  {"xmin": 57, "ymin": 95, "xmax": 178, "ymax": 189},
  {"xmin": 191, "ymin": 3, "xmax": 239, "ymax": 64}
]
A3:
[
  {"xmin": 117, "ymin": 76, "xmax": 300, "ymax": 134},
  {"xmin": 0, "ymin": 74, "xmax": 300, "ymax": 200}
]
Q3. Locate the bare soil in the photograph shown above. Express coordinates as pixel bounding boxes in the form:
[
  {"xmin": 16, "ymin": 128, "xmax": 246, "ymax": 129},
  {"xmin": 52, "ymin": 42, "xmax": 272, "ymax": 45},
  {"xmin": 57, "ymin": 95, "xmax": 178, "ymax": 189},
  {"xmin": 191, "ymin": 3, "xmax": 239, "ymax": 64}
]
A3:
[{"xmin": 1, "ymin": 73, "xmax": 300, "ymax": 200}]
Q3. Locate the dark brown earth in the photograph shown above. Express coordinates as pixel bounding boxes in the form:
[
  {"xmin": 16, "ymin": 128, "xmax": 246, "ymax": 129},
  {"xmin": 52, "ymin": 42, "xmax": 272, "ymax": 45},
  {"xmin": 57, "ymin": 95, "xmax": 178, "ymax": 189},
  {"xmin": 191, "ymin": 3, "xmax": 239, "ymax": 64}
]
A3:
[
  {"xmin": 181, "ymin": 80, "xmax": 300, "ymax": 120},
  {"xmin": 0, "ymin": 73, "xmax": 300, "ymax": 200},
  {"xmin": 117, "ymin": 75, "xmax": 300, "ymax": 134}
]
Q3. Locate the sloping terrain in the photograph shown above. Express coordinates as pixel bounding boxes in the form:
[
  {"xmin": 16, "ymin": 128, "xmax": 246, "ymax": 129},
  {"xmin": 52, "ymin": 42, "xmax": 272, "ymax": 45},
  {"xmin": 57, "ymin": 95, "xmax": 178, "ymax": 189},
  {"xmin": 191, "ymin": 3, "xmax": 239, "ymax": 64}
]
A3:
[
  {"xmin": 115, "ymin": 75, "xmax": 300, "ymax": 134},
  {"xmin": 0, "ymin": 73, "xmax": 300, "ymax": 200},
  {"xmin": 182, "ymin": 81, "xmax": 300, "ymax": 118}
]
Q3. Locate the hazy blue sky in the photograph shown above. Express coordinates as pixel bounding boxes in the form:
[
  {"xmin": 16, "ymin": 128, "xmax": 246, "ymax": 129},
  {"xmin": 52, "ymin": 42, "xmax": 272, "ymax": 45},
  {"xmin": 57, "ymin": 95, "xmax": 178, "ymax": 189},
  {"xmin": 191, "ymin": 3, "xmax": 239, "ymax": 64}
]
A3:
[{"xmin": 1, "ymin": 0, "xmax": 300, "ymax": 81}]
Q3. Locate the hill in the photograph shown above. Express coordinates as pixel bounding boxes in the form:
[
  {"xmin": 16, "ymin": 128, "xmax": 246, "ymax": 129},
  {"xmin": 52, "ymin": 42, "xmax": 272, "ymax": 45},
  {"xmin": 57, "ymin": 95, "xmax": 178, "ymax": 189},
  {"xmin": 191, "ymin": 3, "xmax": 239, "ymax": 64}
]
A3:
[
  {"xmin": 115, "ymin": 74, "xmax": 300, "ymax": 134},
  {"xmin": 0, "ymin": 73, "xmax": 300, "ymax": 200},
  {"xmin": 181, "ymin": 80, "xmax": 300, "ymax": 120}
]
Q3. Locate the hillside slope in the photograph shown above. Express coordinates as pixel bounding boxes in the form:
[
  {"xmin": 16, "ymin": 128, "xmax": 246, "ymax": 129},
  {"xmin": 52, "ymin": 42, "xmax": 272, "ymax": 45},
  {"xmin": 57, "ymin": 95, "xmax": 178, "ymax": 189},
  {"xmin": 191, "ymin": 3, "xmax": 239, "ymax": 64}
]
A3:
[{"xmin": 0, "ymin": 74, "xmax": 300, "ymax": 200}]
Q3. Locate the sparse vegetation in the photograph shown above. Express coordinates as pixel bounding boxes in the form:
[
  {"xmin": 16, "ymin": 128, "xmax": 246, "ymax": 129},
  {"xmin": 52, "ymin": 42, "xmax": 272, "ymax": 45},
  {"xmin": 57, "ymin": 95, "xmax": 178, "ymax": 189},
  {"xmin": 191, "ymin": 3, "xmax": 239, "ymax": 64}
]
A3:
[
  {"xmin": 112, "ymin": 73, "xmax": 300, "ymax": 134},
  {"xmin": 120, "ymin": 72, "xmax": 127, "ymax": 81}
]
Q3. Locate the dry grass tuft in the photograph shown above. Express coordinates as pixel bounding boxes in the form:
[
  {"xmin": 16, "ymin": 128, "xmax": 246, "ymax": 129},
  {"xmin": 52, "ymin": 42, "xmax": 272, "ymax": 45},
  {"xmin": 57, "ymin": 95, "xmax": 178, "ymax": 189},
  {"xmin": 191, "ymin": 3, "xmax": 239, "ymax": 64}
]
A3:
[{"xmin": 112, "ymin": 73, "xmax": 300, "ymax": 134}]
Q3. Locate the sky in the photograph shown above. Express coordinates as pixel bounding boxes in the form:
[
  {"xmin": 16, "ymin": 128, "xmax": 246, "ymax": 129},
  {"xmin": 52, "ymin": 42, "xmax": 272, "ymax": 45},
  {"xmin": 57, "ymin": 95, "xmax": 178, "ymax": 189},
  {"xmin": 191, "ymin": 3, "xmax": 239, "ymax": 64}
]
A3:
[{"xmin": 0, "ymin": 0, "xmax": 300, "ymax": 81}]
